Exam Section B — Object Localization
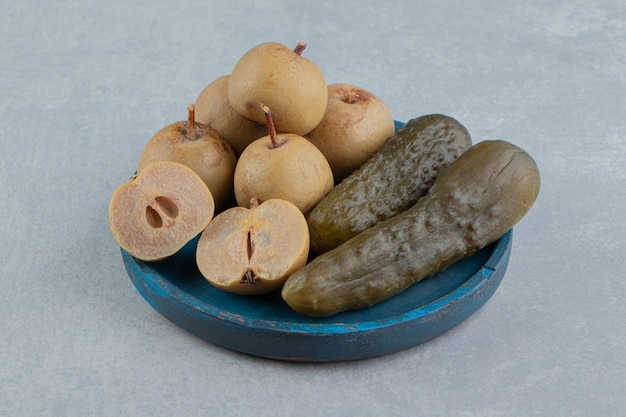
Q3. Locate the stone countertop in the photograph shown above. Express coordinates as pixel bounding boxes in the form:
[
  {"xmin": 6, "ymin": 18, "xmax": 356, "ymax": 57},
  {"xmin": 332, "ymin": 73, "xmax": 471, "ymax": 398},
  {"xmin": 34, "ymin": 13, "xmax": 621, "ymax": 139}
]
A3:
[{"xmin": 1, "ymin": 1, "xmax": 624, "ymax": 416}]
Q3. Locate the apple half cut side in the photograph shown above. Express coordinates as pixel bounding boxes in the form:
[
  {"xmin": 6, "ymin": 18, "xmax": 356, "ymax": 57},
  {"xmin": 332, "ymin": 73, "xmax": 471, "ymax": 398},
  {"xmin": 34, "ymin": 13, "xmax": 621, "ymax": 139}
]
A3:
[
  {"xmin": 108, "ymin": 161, "xmax": 215, "ymax": 262},
  {"xmin": 196, "ymin": 198, "xmax": 309, "ymax": 295}
]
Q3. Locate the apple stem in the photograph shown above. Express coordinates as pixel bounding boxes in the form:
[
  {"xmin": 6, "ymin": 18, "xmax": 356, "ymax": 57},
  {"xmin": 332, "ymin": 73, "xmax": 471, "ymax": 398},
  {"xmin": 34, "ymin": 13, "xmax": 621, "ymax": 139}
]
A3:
[
  {"xmin": 186, "ymin": 103, "xmax": 196, "ymax": 140},
  {"xmin": 260, "ymin": 104, "xmax": 279, "ymax": 149},
  {"xmin": 294, "ymin": 41, "xmax": 307, "ymax": 56}
]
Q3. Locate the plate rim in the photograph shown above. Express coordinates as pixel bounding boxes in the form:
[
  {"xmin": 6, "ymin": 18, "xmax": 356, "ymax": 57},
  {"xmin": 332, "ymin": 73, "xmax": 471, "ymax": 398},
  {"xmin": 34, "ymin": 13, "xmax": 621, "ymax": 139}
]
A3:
[
  {"xmin": 120, "ymin": 118, "xmax": 514, "ymax": 361},
  {"xmin": 123, "ymin": 229, "xmax": 512, "ymax": 334}
]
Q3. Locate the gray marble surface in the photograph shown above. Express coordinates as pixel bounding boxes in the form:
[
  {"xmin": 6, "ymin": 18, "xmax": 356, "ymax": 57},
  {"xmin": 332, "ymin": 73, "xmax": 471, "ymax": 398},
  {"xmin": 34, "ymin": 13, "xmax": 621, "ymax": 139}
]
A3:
[{"xmin": 2, "ymin": 1, "xmax": 625, "ymax": 416}]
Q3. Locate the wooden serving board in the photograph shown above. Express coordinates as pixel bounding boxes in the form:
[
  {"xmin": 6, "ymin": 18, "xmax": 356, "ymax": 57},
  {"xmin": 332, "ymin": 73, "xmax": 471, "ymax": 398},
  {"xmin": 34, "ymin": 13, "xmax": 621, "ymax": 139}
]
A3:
[
  {"xmin": 122, "ymin": 120, "xmax": 513, "ymax": 362},
  {"xmin": 122, "ymin": 229, "xmax": 512, "ymax": 362}
]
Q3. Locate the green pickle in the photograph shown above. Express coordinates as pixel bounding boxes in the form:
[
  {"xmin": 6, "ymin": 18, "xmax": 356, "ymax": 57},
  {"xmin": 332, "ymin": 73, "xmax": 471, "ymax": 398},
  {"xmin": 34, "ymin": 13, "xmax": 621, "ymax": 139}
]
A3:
[
  {"xmin": 307, "ymin": 114, "xmax": 472, "ymax": 254},
  {"xmin": 282, "ymin": 140, "xmax": 541, "ymax": 317}
]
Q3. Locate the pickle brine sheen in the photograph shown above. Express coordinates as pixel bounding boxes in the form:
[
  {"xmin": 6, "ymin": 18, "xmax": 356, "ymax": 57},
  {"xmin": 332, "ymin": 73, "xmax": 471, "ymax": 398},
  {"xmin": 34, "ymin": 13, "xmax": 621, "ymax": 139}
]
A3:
[
  {"xmin": 306, "ymin": 114, "xmax": 472, "ymax": 254},
  {"xmin": 282, "ymin": 140, "xmax": 541, "ymax": 317}
]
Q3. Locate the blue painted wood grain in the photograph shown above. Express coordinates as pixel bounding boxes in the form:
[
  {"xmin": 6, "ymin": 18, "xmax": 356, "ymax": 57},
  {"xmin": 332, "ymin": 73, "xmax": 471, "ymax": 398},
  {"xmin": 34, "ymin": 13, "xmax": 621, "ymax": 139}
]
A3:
[
  {"xmin": 121, "ymin": 120, "xmax": 513, "ymax": 362},
  {"xmin": 122, "ymin": 229, "xmax": 512, "ymax": 362}
]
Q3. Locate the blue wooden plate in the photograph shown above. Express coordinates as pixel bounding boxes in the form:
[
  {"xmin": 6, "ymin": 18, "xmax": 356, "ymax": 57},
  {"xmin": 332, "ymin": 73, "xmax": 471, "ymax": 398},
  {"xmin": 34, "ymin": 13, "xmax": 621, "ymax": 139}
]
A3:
[
  {"xmin": 122, "ymin": 228, "xmax": 512, "ymax": 362},
  {"xmin": 121, "ymin": 120, "xmax": 513, "ymax": 362}
]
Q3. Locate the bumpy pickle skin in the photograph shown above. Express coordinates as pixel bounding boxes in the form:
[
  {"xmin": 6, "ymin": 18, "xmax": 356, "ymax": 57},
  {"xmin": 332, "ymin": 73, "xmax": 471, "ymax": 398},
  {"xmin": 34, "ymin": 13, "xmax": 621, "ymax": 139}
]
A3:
[
  {"xmin": 282, "ymin": 140, "xmax": 541, "ymax": 317},
  {"xmin": 306, "ymin": 114, "xmax": 472, "ymax": 254}
]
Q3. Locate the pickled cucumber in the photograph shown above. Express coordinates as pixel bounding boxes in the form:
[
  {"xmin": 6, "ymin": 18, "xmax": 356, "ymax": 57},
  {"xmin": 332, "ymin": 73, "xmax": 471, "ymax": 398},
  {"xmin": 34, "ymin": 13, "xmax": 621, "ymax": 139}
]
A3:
[
  {"xmin": 307, "ymin": 114, "xmax": 472, "ymax": 254},
  {"xmin": 282, "ymin": 140, "xmax": 540, "ymax": 317}
]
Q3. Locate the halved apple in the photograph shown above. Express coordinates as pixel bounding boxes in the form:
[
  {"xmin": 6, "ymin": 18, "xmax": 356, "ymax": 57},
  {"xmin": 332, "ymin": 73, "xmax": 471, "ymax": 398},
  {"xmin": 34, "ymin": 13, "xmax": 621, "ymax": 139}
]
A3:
[
  {"xmin": 108, "ymin": 161, "xmax": 215, "ymax": 262},
  {"xmin": 196, "ymin": 198, "xmax": 309, "ymax": 295}
]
